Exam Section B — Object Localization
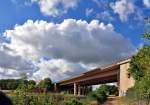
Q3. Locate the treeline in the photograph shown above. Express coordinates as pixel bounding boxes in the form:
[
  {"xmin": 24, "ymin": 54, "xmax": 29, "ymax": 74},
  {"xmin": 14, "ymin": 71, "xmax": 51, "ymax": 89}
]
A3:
[
  {"xmin": 0, "ymin": 79, "xmax": 36, "ymax": 90},
  {"xmin": 0, "ymin": 78, "xmax": 53, "ymax": 93}
]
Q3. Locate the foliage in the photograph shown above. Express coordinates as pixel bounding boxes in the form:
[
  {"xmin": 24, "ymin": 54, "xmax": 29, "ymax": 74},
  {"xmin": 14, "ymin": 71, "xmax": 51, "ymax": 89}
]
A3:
[
  {"xmin": 93, "ymin": 85, "xmax": 118, "ymax": 95},
  {"xmin": 90, "ymin": 85, "xmax": 118, "ymax": 104},
  {"xmin": 65, "ymin": 98, "xmax": 83, "ymax": 105},
  {"xmin": 0, "ymin": 79, "xmax": 22, "ymax": 90},
  {"xmin": 126, "ymin": 76, "xmax": 150, "ymax": 105},
  {"xmin": 128, "ymin": 45, "xmax": 150, "ymax": 81},
  {"xmin": 38, "ymin": 78, "xmax": 52, "ymax": 92},
  {"xmin": 0, "ymin": 79, "xmax": 36, "ymax": 90},
  {"xmin": 90, "ymin": 85, "xmax": 108, "ymax": 104},
  {"xmin": 12, "ymin": 76, "xmax": 54, "ymax": 105},
  {"xmin": 28, "ymin": 80, "xmax": 36, "ymax": 86},
  {"xmin": 97, "ymin": 85, "xmax": 109, "ymax": 94},
  {"xmin": 10, "ymin": 93, "xmax": 96, "ymax": 105},
  {"xmin": 11, "ymin": 93, "xmax": 55, "ymax": 105},
  {"xmin": 126, "ymin": 32, "xmax": 150, "ymax": 104},
  {"xmin": 108, "ymin": 85, "xmax": 118, "ymax": 95},
  {"xmin": 144, "ymin": 33, "xmax": 150, "ymax": 40}
]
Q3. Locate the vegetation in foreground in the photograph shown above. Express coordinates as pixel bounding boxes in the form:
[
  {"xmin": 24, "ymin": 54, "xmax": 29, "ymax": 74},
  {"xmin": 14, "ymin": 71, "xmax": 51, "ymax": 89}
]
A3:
[
  {"xmin": 124, "ymin": 33, "xmax": 150, "ymax": 105},
  {"xmin": 8, "ymin": 91, "xmax": 96, "ymax": 105},
  {"xmin": 0, "ymin": 70, "xmax": 119, "ymax": 105},
  {"xmin": 0, "ymin": 76, "xmax": 94, "ymax": 105},
  {"xmin": 0, "ymin": 79, "xmax": 118, "ymax": 105}
]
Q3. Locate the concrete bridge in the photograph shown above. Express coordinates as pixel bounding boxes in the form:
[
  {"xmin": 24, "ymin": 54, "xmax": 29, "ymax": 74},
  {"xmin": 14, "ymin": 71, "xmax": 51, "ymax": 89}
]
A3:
[{"xmin": 55, "ymin": 59, "xmax": 135, "ymax": 96}]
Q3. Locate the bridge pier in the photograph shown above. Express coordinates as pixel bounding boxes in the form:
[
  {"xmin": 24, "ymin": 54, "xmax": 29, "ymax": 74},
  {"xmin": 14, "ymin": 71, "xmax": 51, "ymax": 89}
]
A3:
[
  {"xmin": 118, "ymin": 60, "xmax": 135, "ymax": 96},
  {"xmin": 73, "ymin": 83, "xmax": 82, "ymax": 96},
  {"xmin": 78, "ymin": 85, "xmax": 81, "ymax": 96},
  {"xmin": 54, "ymin": 83, "xmax": 59, "ymax": 92},
  {"xmin": 74, "ymin": 83, "xmax": 77, "ymax": 96}
]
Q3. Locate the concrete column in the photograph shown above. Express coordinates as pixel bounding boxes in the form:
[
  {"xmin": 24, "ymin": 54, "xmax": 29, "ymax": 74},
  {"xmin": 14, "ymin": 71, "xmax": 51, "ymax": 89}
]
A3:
[
  {"xmin": 74, "ymin": 83, "xmax": 77, "ymax": 96},
  {"xmin": 54, "ymin": 83, "xmax": 57, "ymax": 92},
  {"xmin": 117, "ymin": 70, "xmax": 120, "ymax": 87},
  {"xmin": 119, "ymin": 61, "xmax": 135, "ymax": 96},
  {"xmin": 82, "ymin": 86, "xmax": 85, "ymax": 95},
  {"xmin": 78, "ymin": 85, "xmax": 81, "ymax": 96}
]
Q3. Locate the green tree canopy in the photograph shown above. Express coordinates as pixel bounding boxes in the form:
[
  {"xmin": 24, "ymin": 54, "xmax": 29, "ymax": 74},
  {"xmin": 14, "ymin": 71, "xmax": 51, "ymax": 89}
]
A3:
[
  {"xmin": 126, "ymin": 31, "xmax": 150, "ymax": 104},
  {"xmin": 144, "ymin": 33, "xmax": 150, "ymax": 40},
  {"xmin": 38, "ymin": 78, "xmax": 52, "ymax": 93},
  {"xmin": 128, "ymin": 45, "xmax": 150, "ymax": 81}
]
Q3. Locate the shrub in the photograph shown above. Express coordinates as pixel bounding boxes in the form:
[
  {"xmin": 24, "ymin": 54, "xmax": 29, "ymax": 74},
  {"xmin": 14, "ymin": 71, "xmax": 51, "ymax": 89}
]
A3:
[
  {"xmin": 11, "ymin": 93, "xmax": 55, "ymax": 105},
  {"xmin": 90, "ymin": 85, "xmax": 109, "ymax": 105},
  {"xmin": 65, "ymin": 99, "xmax": 83, "ymax": 105}
]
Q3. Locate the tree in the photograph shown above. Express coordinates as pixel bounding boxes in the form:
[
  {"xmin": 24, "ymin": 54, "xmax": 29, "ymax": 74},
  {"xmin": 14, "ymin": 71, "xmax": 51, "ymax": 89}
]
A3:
[
  {"xmin": 144, "ymin": 33, "xmax": 150, "ymax": 40},
  {"xmin": 28, "ymin": 80, "xmax": 36, "ymax": 86},
  {"xmin": 90, "ymin": 84, "xmax": 118, "ymax": 105},
  {"xmin": 90, "ymin": 85, "xmax": 108, "ymax": 105},
  {"xmin": 126, "ymin": 25, "xmax": 150, "ymax": 104},
  {"xmin": 0, "ymin": 79, "xmax": 22, "ymax": 90},
  {"xmin": 38, "ymin": 78, "xmax": 52, "ymax": 93},
  {"xmin": 108, "ymin": 85, "xmax": 118, "ymax": 95},
  {"xmin": 128, "ymin": 46, "xmax": 150, "ymax": 81}
]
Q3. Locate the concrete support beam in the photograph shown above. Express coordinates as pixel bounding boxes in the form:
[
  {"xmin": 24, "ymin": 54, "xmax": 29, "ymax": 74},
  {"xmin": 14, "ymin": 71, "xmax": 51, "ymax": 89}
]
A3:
[
  {"xmin": 78, "ymin": 85, "xmax": 81, "ymax": 96},
  {"xmin": 54, "ymin": 83, "xmax": 57, "ymax": 92},
  {"xmin": 74, "ymin": 83, "xmax": 77, "ymax": 96},
  {"xmin": 119, "ymin": 62, "xmax": 135, "ymax": 96}
]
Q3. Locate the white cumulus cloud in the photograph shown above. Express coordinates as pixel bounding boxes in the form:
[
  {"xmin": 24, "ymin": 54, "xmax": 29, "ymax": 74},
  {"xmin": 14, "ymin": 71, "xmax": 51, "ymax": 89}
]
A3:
[
  {"xmin": 4, "ymin": 19, "xmax": 135, "ymax": 64},
  {"xmin": 32, "ymin": 0, "xmax": 78, "ymax": 17},
  {"xmin": 31, "ymin": 59, "xmax": 87, "ymax": 82},
  {"xmin": 96, "ymin": 11, "xmax": 114, "ymax": 22},
  {"xmin": 2, "ymin": 19, "xmax": 135, "ymax": 81},
  {"xmin": 143, "ymin": 0, "xmax": 150, "ymax": 8},
  {"xmin": 85, "ymin": 8, "xmax": 94, "ymax": 17},
  {"xmin": 111, "ymin": 0, "xmax": 135, "ymax": 22}
]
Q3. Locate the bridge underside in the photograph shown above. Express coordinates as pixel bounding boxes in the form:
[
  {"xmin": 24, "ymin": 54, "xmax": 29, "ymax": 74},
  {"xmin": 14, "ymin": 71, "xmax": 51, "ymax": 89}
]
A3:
[
  {"xmin": 56, "ymin": 64, "xmax": 120, "ymax": 95},
  {"xmin": 60, "ymin": 74, "xmax": 118, "ymax": 87},
  {"xmin": 56, "ymin": 59, "xmax": 134, "ymax": 96}
]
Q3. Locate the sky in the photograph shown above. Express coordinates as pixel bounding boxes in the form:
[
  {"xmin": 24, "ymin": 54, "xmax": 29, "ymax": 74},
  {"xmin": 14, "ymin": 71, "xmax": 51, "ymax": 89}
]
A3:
[{"xmin": 0, "ymin": 0, "xmax": 150, "ymax": 82}]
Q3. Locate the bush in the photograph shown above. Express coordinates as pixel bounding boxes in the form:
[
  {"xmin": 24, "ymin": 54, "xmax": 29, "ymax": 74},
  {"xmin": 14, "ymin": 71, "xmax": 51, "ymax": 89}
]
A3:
[
  {"xmin": 90, "ymin": 85, "xmax": 109, "ymax": 105},
  {"xmin": 11, "ymin": 93, "xmax": 55, "ymax": 105},
  {"xmin": 96, "ymin": 91, "xmax": 107, "ymax": 104},
  {"xmin": 96, "ymin": 85, "xmax": 118, "ymax": 96},
  {"xmin": 65, "ymin": 99, "xmax": 83, "ymax": 105},
  {"xmin": 126, "ymin": 76, "xmax": 150, "ymax": 105},
  {"xmin": 109, "ymin": 85, "xmax": 118, "ymax": 95}
]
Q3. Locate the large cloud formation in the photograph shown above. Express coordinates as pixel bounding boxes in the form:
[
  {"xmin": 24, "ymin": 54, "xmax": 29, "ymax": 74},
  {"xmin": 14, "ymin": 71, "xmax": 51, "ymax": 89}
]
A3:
[
  {"xmin": 2, "ymin": 19, "xmax": 135, "ymax": 81},
  {"xmin": 4, "ymin": 19, "xmax": 134, "ymax": 63}
]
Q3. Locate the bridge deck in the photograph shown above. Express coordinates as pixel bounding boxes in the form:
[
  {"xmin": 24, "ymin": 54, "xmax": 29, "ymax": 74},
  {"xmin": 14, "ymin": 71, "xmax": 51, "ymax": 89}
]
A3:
[{"xmin": 58, "ymin": 63, "xmax": 120, "ymax": 86}]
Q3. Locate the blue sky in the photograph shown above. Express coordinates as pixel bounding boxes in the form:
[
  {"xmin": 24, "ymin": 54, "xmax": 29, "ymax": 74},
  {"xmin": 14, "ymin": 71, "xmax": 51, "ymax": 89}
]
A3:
[
  {"xmin": 0, "ymin": 0, "xmax": 149, "ymax": 81},
  {"xmin": 0, "ymin": 0, "xmax": 149, "ymax": 46}
]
